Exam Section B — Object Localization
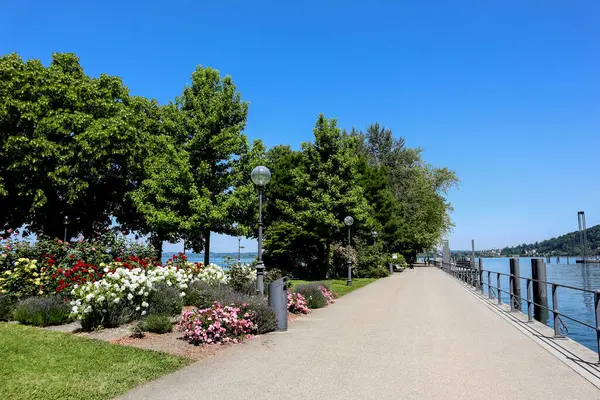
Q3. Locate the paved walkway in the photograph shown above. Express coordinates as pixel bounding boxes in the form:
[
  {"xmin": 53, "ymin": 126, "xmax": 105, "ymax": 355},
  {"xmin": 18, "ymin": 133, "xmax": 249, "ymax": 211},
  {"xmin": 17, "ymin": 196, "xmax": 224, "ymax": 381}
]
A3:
[{"xmin": 120, "ymin": 268, "xmax": 600, "ymax": 400}]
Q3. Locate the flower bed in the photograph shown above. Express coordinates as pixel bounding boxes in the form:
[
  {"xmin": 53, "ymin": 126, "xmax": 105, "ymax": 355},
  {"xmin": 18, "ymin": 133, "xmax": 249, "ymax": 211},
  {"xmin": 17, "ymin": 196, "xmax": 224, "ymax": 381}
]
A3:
[
  {"xmin": 69, "ymin": 263, "xmax": 227, "ymax": 324},
  {"xmin": 287, "ymin": 292, "xmax": 310, "ymax": 314},
  {"xmin": 177, "ymin": 302, "xmax": 257, "ymax": 345}
]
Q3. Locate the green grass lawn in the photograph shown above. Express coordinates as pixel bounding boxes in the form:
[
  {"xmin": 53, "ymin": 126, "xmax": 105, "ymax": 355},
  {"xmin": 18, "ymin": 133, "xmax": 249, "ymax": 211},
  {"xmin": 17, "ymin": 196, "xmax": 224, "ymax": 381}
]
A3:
[
  {"xmin": 291, "ymin": 278, "xmax": 377, "ymax": 297},
  {"xmin": 0, "ymin": 323, "xmax": 191, "ymax": 400}
]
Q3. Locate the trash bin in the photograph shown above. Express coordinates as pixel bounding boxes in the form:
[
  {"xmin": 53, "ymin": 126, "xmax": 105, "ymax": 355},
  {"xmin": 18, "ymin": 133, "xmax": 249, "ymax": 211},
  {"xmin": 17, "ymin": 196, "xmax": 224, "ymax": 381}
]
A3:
[{"xmin": 268, "ymin": 277, "xmax": 288, "ymax": 331}]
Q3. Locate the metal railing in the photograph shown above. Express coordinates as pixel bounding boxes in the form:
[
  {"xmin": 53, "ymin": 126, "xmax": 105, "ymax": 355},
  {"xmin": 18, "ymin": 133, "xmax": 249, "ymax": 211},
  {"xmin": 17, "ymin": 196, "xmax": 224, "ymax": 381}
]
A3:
[{"xmin": 435, "ymin": 260, "xmax": 600, "ymax": 363}]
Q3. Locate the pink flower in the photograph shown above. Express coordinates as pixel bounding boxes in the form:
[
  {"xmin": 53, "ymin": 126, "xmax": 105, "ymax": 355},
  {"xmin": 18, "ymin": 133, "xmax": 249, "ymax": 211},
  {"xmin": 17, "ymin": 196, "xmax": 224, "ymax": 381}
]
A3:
[{"xmin": 57, "ymin": 240, "xmax": 63, "ymax": 244}]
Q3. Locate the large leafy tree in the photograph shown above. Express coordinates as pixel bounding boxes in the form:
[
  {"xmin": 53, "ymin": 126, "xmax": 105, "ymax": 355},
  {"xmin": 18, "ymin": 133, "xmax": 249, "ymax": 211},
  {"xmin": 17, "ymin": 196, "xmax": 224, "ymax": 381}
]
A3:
[
  {"xmin": 354, "ymin": 123, "xmax": 458, "ymax": 260},
  {"xmin": 263, "ymin": 114, "xmax": 375, "ymax": 278},
  {"xmin": 174, "ymin": 66, "xmax": 249, "ymax": 265},
  {"xmin": 0, "ymin": 53, "xmax": 146, "ymax": 238}
]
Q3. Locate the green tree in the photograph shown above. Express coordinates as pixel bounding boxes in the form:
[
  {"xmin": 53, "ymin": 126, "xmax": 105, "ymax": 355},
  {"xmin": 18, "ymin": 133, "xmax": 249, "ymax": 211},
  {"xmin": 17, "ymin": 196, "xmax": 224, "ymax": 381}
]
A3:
[
  {"xmin": 173, "ymin": 65, "xmax": 249, "ymax": 265},
  {"xmin": 0, "ymin": 53, "xmax": 146, "ymax": 238},
  {"xmin": 263, "ymin": 114, "xmax": 375, "ymax": 278}
]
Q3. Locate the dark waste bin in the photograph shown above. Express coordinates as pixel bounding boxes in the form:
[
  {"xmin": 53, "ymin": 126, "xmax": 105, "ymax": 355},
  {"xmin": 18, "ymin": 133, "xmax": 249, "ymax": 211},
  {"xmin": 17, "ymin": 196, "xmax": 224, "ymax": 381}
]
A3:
[{"xmin": 268, "ymin": 277, "xmax": 288, "ymax": 331}]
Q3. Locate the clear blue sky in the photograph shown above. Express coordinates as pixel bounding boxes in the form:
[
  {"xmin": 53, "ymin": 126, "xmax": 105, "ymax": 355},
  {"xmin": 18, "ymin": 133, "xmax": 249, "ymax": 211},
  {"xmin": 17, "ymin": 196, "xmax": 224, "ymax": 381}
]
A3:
[{"xmin": 2, "ymin": 0, "xmax": 599, "ymax": 252}]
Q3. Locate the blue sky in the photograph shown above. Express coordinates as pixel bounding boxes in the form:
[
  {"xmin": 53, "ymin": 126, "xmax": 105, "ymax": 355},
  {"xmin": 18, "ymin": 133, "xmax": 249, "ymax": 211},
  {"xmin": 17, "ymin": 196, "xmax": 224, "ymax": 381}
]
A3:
[{"xmin": 2, "ymin": 1, "xmax": 599, "ymax": 252}]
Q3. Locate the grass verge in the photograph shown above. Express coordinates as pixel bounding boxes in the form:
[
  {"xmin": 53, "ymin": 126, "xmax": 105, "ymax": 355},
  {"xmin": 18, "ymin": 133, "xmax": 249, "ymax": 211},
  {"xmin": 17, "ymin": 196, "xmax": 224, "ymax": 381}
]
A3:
[
  {"xmin": 290, "ymin": 278, "xmax": 377, "ymax": 297},
  {"xmin": 0, "ymin": 323, "xmax": 191, "ymax": 400}
]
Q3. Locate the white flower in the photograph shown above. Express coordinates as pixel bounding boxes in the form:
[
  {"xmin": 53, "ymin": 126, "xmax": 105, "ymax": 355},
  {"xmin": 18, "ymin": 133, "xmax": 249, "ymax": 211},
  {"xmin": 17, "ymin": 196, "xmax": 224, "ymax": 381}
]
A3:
[
  {"xmin": 85, "ymin": 293, "xmax": 94, "ymax": 302},
  {"xmin": 180, "ymin": 292, "xmax": 186, "ymax": 297},
  {"xmin": 114, "ymin": 298, "xmax": 120, "ymax": 304},
  {"xmin": 104, "ymin": 267, "xmax": 109, "ymax": 272},
  {"xmin": 141, "ymin": 301, "xmax": 149, "ymax": 308},
  {"xmin": 72, "ymin": 306, "xmax": 78, "ymax": 313},
  {"xmin": 136, "ymin": 306, "xmax": 141, "ymax": 311},
  {"xmin": 127, "ymin": 293, "xmax": 133, "ymax": 301},
  {"xmin": 141, "ymin": 310, "xmax": 147, "ymax": 316}
]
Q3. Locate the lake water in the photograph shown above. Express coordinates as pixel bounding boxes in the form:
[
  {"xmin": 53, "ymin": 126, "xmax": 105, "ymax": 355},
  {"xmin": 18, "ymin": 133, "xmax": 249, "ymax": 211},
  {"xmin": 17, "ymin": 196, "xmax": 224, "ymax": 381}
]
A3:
[
  {"xmin": 160, "ymin": 253, "xmax": 257, "ymax": 269},
  {"xmin": 472, "ymin": 257, "xmax": 600, "ymax": 353}
]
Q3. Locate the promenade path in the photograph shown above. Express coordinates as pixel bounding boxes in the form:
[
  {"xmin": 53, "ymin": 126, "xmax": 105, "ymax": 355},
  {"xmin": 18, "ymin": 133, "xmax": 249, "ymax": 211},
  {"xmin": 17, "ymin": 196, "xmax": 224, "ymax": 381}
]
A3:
[{"xmin": 120, "ymin": 268, "xmax": 600, "ymax": 400}]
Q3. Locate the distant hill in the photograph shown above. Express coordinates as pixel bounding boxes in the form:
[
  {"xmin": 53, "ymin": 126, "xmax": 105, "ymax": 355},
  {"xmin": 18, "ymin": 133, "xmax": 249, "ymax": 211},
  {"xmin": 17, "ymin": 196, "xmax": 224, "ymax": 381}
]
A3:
[{"xmin": 501, "ymin": 224, "xmax": 600, "ymax": 256}]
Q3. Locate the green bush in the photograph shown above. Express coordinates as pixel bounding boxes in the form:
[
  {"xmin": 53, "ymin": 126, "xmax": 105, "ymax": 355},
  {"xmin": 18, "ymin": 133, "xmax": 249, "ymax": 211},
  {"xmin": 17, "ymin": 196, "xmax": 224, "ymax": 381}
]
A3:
[
  {"xmin": 141, "ymin": 314, "xmax": 172, "ymax": 334},
  {"xmin": 147, "ymin": 283, "xmax": 182, "ymax": 317},
  {"xmin": 12, "ymin": 296, "xmax": 71, "ymax": 326},
  {"xmin": 184, "ymin": 281, "xmax": 278, "ymax": 334},
  {"xmin": 80, "ymin": 304, "xmax": 135, "ymax": 331},
  {"xmin": 227, "ymin": 264, "xmax": 256, "ymax": 295},
  {"xmin": 186, "ymin": 281, "xmax": 253, "ymax": 309},
  {"xmin": 394, "ymin": 254, "xmax": 407, "ymax": 269},
  {"xmin": 244, "ymin": 299, "xmax": 278, "ymax": 334},
  {"xmin": 294, "ymin": 283, "xmax": 327, "ymax": 309},
  {"xmin": 130, "ymin": 322, "xmax": 145, "ymax": 338},
  {"xmin": 0, "ymin": 294, "xmax": 16, "ymax": 321}
]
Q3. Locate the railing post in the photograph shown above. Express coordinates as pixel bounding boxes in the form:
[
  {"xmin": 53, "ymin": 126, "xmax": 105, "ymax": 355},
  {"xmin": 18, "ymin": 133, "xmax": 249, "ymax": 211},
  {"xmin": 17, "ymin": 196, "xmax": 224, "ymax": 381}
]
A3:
[
  {"xmin": 497, "ymin": 273, "xmax": 502, "ymax": 305},
  {"xmin": 526, "ymin": 278, "xmax": 533, "ymax": 322},
  {"xmin": 595, "ymin": 292, "xmax": 600, "ymax": 364},
  {"xmin": 479, "ymin": 259, "xmax": 484, "ymax": 294},
  {"xmin": 487, "ymin": 271, "xmax": 492, "ymax": 298},
  {"xmin": 552, "ymin": 283, "xmax": 563, "ymax": 338},
  {"xmin": 509, "ymin": 272, "xmax": 515, "ymax": 312}
]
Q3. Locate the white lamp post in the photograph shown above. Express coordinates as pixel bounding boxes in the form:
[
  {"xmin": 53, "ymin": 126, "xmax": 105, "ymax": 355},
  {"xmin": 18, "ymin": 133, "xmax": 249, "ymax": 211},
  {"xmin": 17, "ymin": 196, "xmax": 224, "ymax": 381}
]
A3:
[{"xmin": 251, "ymin": 166, "xmax": 271, "ymax": 295}]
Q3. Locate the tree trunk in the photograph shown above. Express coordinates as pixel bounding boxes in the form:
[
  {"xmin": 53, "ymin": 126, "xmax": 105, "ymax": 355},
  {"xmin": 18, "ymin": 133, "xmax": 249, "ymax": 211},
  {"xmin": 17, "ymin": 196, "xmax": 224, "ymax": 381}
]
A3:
[
  {"xmin": 203, "ymin": 230, "xmax": 211, "ymax": 266},
  {"xmin": 150, "ymin": 234, "xmax": 163, "ymax": 261}
]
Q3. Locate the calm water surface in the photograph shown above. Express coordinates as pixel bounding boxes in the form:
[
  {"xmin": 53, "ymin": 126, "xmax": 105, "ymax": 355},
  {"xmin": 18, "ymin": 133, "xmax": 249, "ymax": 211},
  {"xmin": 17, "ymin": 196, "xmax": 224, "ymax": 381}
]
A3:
[{"xmin": 477, "ymin": 257, "xmax": 600, "ymax": 352}]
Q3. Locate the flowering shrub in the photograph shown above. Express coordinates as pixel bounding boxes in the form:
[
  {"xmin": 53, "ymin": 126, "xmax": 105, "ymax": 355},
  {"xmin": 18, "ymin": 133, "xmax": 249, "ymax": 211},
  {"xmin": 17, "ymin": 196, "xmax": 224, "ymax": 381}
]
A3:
[
  {"xmin": 0, "ymin": 258, "xmax": 45, "ymax": 298},
  {"xmin": 319, "ymin": 285, "xmax": 336, "ymax": 305},
  {"xmin": 177, "ymin": 302, "xmax": 257, "ymax": 345},
  {"xmin": 287, "ymin": 292, "xmax": 310, "ymax": 314},
  {"xmin": 69, "ymin": 265, "xmax": 194, "ymax": 323},
  {"xmin": 196, "ymin": 263, "xmax": 227, "ymax": 286}
]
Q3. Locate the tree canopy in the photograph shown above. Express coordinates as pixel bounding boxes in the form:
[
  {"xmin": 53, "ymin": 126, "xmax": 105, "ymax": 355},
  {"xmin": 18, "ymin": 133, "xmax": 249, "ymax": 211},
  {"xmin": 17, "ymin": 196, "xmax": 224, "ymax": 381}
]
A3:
[{"xmin": 0, "ymin": 52, "xmax": 458, "ymax": 278}]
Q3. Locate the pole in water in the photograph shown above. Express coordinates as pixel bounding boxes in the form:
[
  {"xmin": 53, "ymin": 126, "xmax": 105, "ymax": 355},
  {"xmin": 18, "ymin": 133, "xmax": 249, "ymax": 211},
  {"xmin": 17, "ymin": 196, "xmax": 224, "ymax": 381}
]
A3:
[
  {"xmin": 578, "ymin": 211, "xmax": 587, "ymax": 263},
  {"xmin": 531, "ymin": 258, "xmax": 549, "ymax": 323},
  {"xmin": 510, "ymin": 258, "xmax": 521, "ymax": 311}
]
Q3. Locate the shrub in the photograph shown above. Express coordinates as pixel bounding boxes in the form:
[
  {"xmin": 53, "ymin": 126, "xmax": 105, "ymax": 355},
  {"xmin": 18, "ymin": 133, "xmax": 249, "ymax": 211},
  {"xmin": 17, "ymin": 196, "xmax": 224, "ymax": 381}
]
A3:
[
  {"xmin": 227, "ymin": 264, "xmax": 255, "ymax": 292},
  {"xmin": 227, "ymin": 264, "xmax": 256, "ymax": 295},
  {"xmin": 319, "ymin": 285, "xmax": 336, "ymax": 304},
  {"xmin": 183, "ymin": 282, "xmax": 278, "ymax": 335},
  {"xmin": 287, "ymin": 292, "xmax": 310, "ymax": 314},
  {"xmin": 242, "ymin": 300, "xmax": 278, "ymax": 334},
  {"xmin": 0, "ymin": 294, "xmax": 16, "ymax": 321},
  {"xmin": 177, "ymin": 302, "xmax": 256, "ymax": 345},
  {"xmin": 141, "ymin": 314, "xmax": 173, "ymax": 334},
  {"xmin": 130, "ymin": 322, "xmax": 145, "ymax": 338},
  {"xmin": 147, "ymin": 284, "xmax": 182, "ymax": 317},
  {"xmin": 12, "ymin": 296, "xmax": 71, "ymax": 326},
  {"xmin": 70, "ymin": 265, "xmax": 194, "ymax": 324},
  {"xmin": 185, "ymin": 281, "xmax": 252, "ymax": 309},
  {"xmin": 295, "ymin": 283, "xmax": 327, "ymax": 309},
  {"xmin": 80, "ymin": 304, "xmax": 136, "ymax": 331}
]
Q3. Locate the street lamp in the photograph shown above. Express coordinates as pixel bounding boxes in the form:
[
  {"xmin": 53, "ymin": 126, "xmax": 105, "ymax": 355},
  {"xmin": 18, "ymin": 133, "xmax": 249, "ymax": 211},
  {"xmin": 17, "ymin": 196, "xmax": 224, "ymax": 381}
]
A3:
[
  {"xmin": 251, "ymin": 166, "xmax": 271, "ymax": 295},
  {"xmin": 344, "ymin": 216, "xmax": 354, "ymax": 286},
  {"xmin": 371, "ymin": 230, "xmax": 378, "ymax": 245},
  {"xmin": 63, "ymin": 216, "xmax": 71, "ymax": 242},
  {"xmin": 237, "ymin": 236, "xmax": 244, "ymax": 263}
]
